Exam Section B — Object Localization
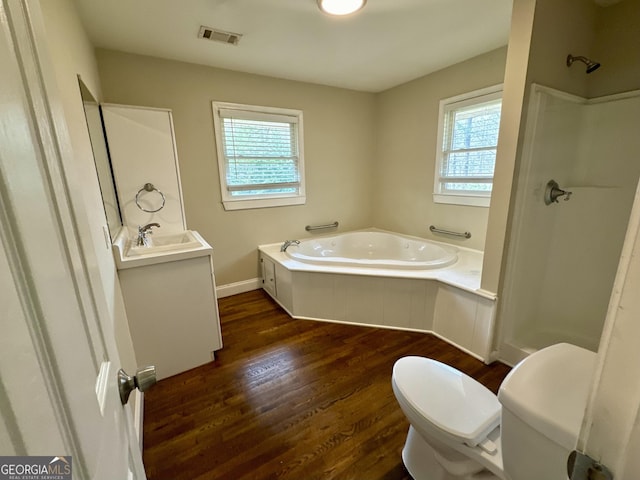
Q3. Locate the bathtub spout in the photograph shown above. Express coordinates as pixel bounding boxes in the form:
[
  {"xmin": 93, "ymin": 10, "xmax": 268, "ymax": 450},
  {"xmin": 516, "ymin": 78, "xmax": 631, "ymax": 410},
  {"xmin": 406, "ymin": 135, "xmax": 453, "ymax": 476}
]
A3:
[{"xmin": 281, "ymin": 239, "xmax": 300, "ymax": 252}]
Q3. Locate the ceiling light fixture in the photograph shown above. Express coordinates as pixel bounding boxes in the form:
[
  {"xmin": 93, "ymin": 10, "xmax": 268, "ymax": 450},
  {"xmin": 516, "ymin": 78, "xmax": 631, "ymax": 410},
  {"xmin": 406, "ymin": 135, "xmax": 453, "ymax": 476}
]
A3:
[{"xmin": 317, "ymin": 0, "xmax": 367, "ymax": 16}]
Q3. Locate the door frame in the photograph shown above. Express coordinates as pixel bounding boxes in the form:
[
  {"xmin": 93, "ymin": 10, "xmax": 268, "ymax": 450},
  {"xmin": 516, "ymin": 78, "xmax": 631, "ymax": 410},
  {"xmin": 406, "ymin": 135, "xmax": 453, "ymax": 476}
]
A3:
[
  {"xmin": 577, "ymin": 182, "xmax": 640, "ymax": 477},
  {"xmin": 0, "ymin": 0, "xmax": 146, "ymax": 477}
]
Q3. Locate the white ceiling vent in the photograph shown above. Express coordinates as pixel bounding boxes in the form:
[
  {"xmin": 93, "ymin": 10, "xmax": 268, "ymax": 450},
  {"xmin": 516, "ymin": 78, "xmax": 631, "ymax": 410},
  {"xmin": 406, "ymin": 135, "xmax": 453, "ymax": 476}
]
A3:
[{"xmin": 198, "ymin": 26, "xmax": 242, "ymax": 46}]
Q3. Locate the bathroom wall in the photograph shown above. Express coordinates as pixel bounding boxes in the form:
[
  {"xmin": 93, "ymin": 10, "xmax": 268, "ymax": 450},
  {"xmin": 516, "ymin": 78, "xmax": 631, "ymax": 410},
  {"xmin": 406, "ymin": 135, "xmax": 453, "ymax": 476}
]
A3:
[
  {"xmin": 481, "ymin": 0, "xmax": 537, "ymax": 296},
  {"xmin": 97, "ymin": 48, "xmax": 508, "ymax": 285},
  {"xmin": 484, "ymin": 0, "xmax": 639, "ymax": 296},
  {"xmin": 590, "ymin": 0, "xmax": 640, "ymax": 98},
  {"xmin": 482, "ymin": 0, "xmax": 597, "ymax": 296},
  {"xmin": 524, "ymin": 0, "xmax": 640, "ymax": 98},
  {"xmin": 526, "ymin": 0, "xmax": 597, "ymax": 97},
  {"xmin": 372, "ymin": 48, "xmax": 507, "ymax": 252},
  {"xmin": 39, "ymin": 0, "xmax": 137, "ymax": 374},
  {"xmin": 493, "ymin": 0, "xmax": 640, "ymax": 362},
  {"xmin": 96, "ymin": 50, "xmax": 377, "ymax": 286}
]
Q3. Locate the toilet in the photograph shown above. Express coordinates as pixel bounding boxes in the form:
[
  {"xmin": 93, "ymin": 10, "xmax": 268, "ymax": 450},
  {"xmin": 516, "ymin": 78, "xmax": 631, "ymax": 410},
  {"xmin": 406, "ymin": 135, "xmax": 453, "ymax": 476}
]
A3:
[{"xmin": 391, "ymin": 343, "xmax": 596, "ymax": 480}]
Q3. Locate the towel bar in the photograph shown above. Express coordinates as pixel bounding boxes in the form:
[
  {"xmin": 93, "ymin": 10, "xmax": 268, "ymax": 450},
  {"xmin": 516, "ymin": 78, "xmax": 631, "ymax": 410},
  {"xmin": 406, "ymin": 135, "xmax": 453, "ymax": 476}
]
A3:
[
  {"xmin": 429, "ymin": 225, "xmax": 471, "ymax": 239},
  {"xmin": 305, "ymin": 221, "xmax": 339, "ymax": 232}
]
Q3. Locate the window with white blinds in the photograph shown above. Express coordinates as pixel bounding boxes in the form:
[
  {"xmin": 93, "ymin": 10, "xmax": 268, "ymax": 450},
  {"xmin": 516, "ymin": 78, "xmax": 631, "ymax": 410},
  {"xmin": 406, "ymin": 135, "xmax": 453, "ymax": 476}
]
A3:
[
  {"xmin": 212, "ymin": 102, "xmax": 305, "ymax": 210},
  {"xmin": 434, "ymin": 85, "xmax": 502, "ymax": 207}
]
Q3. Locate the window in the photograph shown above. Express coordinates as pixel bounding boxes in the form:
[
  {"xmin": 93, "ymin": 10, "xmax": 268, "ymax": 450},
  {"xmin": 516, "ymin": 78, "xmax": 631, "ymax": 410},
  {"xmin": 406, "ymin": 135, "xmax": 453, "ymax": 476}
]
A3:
[
  {"xmin": 434, "ymin": 85, "xmax": 502, "ymax": 207},
  {"xmin": 212, "ymin": 101, "xmax": 305, "ymax": 210}
]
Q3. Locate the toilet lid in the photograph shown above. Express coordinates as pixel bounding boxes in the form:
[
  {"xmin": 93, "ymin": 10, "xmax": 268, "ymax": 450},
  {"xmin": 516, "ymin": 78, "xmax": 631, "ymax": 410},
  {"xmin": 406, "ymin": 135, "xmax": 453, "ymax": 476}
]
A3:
[{"xmin": 393, "ymin": 356, "xmax": 501, "ymax": 446}]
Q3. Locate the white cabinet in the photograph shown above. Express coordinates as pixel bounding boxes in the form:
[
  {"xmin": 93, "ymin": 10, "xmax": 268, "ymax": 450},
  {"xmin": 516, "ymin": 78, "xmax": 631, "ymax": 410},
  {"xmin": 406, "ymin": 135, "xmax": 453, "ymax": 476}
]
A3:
[
  {"xmin": 260, "ymin": 253, "xmax": 293, "ymax": 313},
  {"xmin": 118, "ymin": 251, "xmax": 222, "ymax": 380},
  {"xmin": 103, "ymin": 103, "xmax": 222, "ymax": 379},
  {"xmin": 102, "ymin": 104, "xmax": 186, "ymax": 233},
  {"xmin": 261, "ymin": 255, "xmax": 277, "ymax": 297}
]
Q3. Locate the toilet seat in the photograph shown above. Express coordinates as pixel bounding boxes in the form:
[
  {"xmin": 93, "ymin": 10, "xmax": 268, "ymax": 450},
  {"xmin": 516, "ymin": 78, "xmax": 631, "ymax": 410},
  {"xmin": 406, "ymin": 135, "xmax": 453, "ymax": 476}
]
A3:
[{"xmin": 392, "ymin": 356, "xmax": 501, "ymax": 447}]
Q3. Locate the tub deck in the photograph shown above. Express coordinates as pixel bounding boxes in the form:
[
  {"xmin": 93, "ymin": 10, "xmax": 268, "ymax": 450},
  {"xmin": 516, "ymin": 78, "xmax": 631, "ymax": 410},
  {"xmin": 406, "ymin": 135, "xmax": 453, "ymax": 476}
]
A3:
[
  {"xmin": 259, "ymin": 239, "xmax": 498, "ymax": 363},
  {"xmin": 260, "ymin": 241, "xmax": 491, "ymax": 299}
]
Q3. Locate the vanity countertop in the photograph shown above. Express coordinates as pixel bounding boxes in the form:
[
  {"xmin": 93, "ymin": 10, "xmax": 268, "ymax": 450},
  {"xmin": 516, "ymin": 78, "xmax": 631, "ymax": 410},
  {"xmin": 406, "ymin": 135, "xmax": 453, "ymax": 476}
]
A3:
[{"xmin": 112, "ymin": 227, "xmax": 212, "ymax": 269}]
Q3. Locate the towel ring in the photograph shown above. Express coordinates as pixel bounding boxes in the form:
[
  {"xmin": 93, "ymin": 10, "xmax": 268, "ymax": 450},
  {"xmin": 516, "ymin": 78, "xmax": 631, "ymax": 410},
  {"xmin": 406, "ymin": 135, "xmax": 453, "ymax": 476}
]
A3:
[{"xmin": 135, "ymin": 183, "xmax": 166, "ymax": 213}]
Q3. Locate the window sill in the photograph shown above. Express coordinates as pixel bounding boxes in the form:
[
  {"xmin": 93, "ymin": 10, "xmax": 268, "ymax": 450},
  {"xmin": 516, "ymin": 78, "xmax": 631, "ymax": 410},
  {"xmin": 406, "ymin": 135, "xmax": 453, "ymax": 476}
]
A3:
[
  {"xmin": 223, "ymin": 195, "xmax": 306, "ymax": 211},
  {"xmin": 433, "ymin": 193, "xmax": 490, "ymax": 208}
]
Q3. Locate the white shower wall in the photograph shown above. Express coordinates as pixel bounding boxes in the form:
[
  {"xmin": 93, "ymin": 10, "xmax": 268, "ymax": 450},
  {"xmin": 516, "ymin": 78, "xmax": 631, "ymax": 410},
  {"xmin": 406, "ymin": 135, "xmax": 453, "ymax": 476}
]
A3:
[{"xmin": 499, "ymin": 85, "xmax": 640, "ymax": 364}]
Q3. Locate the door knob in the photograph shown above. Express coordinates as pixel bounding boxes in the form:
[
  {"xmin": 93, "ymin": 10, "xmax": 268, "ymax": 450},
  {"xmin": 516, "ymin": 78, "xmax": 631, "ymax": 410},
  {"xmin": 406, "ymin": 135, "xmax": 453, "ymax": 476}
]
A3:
[{"xmin": 118, "ymin": 366, "xmax": 157, "ymax": 405}]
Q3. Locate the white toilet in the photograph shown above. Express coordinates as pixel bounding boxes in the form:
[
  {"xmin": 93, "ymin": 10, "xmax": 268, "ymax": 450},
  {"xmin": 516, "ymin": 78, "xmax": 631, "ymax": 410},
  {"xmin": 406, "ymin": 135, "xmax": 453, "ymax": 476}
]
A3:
[{"xmin": 391, "ymin": 343, "xmax": 596, "ymax": 480}]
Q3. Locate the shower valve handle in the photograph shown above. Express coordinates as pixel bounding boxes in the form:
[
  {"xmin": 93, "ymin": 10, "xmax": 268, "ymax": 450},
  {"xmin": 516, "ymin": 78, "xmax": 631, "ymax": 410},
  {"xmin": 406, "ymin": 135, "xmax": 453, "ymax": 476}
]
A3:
[{"xmin": 544, "ymin": 179, "xmax": 573, "ymax": 205}]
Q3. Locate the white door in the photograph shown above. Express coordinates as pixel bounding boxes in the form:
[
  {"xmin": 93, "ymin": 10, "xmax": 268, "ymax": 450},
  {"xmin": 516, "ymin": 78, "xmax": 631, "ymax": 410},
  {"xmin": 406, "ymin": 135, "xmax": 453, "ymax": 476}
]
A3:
[
  {"xmin": 572, "ymin": 183, "xmax": 640, "ymax": 479},
  {"xmin": 0, "ymin": 0, "xmax": 146, "ymax": 478}
]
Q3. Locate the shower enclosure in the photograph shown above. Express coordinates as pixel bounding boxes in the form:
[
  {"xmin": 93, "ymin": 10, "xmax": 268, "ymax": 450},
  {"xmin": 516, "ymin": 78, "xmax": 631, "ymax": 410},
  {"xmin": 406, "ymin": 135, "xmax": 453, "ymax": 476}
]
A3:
[{"xmin": 499, "ymin": 84, "xmax": 640, "ymax": 364}]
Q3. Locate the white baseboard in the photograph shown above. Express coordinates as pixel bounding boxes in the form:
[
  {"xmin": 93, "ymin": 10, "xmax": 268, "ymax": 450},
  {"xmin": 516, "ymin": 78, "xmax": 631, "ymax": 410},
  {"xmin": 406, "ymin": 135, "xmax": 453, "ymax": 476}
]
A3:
[
  {"xmin": 216, "ymin": 278, "xmax": 261, "ymax": 298},
  {"xmin": 498, "ymin": 341, "xmax": 533, "ymax": 367}
]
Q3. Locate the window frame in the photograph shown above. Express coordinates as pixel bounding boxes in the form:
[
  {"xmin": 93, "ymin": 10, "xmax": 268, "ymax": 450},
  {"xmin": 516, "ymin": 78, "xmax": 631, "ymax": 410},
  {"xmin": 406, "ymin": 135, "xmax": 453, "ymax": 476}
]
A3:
[
  {"xmin": 433, "ymin": 84, "xmax": 503, "ymax": 208},
  {"xmin": 212, "ymin": 101, "xmax": 306, "ymax": 211}
]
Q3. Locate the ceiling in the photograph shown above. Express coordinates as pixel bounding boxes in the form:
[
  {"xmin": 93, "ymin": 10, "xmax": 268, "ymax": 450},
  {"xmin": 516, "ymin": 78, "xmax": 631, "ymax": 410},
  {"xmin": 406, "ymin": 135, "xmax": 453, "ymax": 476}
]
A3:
[{"xmin": 73, "ymin": 0, "xmax": 513, "ymax": 93}]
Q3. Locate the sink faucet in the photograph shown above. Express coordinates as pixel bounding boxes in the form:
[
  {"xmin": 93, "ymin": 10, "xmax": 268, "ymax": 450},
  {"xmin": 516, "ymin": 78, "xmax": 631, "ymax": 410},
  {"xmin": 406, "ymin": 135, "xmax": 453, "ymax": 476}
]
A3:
[
  {"xmin": 280, "ymin": 239, "xmax": 300, "ymax": 252},
  {"xmin": 136, "ymin": 223, "xmax": 160, "ymax": 247}
]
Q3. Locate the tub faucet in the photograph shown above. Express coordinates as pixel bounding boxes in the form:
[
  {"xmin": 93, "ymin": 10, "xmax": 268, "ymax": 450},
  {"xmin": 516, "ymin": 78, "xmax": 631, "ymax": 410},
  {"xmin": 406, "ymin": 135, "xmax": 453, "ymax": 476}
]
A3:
[
  {"xmin": 136, "ymin": 223, "xmax": 160, "ymax": 247},
  {"xmin": 281, "ymin": 239, "xmax": 300, "ymax": 252}
]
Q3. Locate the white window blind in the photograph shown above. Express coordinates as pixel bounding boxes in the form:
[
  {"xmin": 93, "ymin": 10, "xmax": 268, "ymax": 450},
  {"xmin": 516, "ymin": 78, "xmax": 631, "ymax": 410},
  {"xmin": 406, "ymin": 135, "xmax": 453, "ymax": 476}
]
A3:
[
  {"xmin": 212, "ymin": 102, "xmax": 305, "ymax": 210},
  {"xmin": 434, "ymin": 86, "xmax": 502, "ymax": 207}
]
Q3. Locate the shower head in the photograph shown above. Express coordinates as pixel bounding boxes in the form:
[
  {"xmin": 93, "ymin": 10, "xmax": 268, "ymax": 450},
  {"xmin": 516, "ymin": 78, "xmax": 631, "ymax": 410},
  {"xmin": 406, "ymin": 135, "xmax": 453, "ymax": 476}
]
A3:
[{"xmin": 566, "ymin": 54, "xmax": 601, "ymax": 74}]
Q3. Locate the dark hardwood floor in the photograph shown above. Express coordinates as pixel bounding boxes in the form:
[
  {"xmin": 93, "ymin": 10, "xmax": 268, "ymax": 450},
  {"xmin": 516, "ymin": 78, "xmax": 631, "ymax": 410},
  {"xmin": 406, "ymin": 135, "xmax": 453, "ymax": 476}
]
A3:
[{"xmin": 143, "ymin": 289, "xmax": 511, "ymax": 480}]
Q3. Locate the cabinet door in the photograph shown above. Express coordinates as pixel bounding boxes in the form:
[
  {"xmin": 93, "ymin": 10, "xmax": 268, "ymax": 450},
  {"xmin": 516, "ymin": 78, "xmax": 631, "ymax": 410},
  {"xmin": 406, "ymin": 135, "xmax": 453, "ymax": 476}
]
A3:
[
  {"xmin": 119, "ymin": 256, "xmax": 221, "ymax": 380},
  {"xmin": 261, "ymin": 256, "xmax": 277, "ymax": 297}
]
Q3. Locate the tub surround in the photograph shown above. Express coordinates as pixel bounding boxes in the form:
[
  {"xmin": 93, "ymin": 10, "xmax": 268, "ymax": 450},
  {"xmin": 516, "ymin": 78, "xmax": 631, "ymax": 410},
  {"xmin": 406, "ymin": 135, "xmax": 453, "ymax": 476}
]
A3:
[{"xmin": 259, "ymin": 230, "xmax": 497, "ymax": 363}]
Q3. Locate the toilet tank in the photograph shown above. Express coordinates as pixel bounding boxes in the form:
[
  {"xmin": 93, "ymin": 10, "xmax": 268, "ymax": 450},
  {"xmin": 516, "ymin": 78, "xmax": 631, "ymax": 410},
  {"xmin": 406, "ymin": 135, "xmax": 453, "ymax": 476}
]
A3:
[{"xmin": 497, "ymin": 343, "xmax": 596, "ymax": 480}]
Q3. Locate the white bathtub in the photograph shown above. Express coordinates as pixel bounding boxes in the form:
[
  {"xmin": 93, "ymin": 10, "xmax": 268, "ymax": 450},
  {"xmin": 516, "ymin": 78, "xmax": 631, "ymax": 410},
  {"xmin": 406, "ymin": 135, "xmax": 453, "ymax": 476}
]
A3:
[
  {"xmin": 259, "ymin": 230, "xmax": 497, "ymax": 362},
  {"xmin": 285, "ymin": 231, "xmax": 458, "ymax": 270}
]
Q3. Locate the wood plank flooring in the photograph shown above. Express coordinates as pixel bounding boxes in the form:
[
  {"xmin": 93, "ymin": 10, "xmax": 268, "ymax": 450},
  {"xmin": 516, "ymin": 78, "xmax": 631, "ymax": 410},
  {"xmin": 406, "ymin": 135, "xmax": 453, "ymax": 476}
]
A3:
[{"xmin": 142, "ymin": 289, "xmax": 511, "ymax": 480}]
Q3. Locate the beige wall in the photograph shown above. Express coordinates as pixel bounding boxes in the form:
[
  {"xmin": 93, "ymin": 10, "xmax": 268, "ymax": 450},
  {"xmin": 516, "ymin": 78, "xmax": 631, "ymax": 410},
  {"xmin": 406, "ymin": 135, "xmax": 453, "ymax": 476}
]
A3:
[
  {"xmin": 483, "ymin": 0, "xmax": 598, "ymax": 294},
  {"xmin": 522, "ymin": 0, "xmax": 640, "ymax": 100},
  {"xmin": 527, "ymin": 0, "xmax": 597, "ymax": 97},
  {"xmin": 373, "ymin": 47, "xmax": 507, "ymax": 251},
  {"xmin": 96, "ymin": 50, "xmax": 378, "ymax": 285},
  {"xmin": 40, "ymin": 0, "xmax": 137, "ymax": 374},
  {"xmin": 96, "ymin": 48, "xmax": 509, "ymax": 284},
  {"xmin": 482, "ymin": 0, "xmax": 537, "ymax": 296},
  {"xmin": 591, "ymin": 0, "xmax": 640, "ymax": 98}
]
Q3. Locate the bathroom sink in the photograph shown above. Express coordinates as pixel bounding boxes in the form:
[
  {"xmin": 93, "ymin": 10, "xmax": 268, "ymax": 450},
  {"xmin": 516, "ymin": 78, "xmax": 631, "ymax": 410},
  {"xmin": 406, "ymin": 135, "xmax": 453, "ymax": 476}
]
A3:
[
  {"xmin": 112, "ymin": 228, "xmax": 212, "ymax": 269},
  {"xmin": 126, "ymin": 230, "xmax": 202, "ymax": 256},
  {"xmin": 149, "ymin": 231, "xmax": 200, "ymax": 248}
]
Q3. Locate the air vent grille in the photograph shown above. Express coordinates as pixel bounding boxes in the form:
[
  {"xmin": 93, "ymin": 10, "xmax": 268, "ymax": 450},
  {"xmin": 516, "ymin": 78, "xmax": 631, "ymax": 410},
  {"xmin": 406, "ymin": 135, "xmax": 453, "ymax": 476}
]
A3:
[{"xmin": 198, "ymin": 26, "xmax": 242, "ymax": 46}]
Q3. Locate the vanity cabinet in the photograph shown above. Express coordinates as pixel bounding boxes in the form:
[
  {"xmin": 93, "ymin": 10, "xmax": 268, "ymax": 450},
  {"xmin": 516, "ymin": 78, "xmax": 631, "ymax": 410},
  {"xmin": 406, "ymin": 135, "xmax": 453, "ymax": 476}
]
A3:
[
  {"xmin": 103, "ymin": 102, "xmax": 222, "ymax": 379},
  {"xmin": 102, "ymin": 104, "xmax": 186, "ymax": 234},
  {"xmin": 118, "ymin": 250, "xmax": 222, "ymax": 380}
]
